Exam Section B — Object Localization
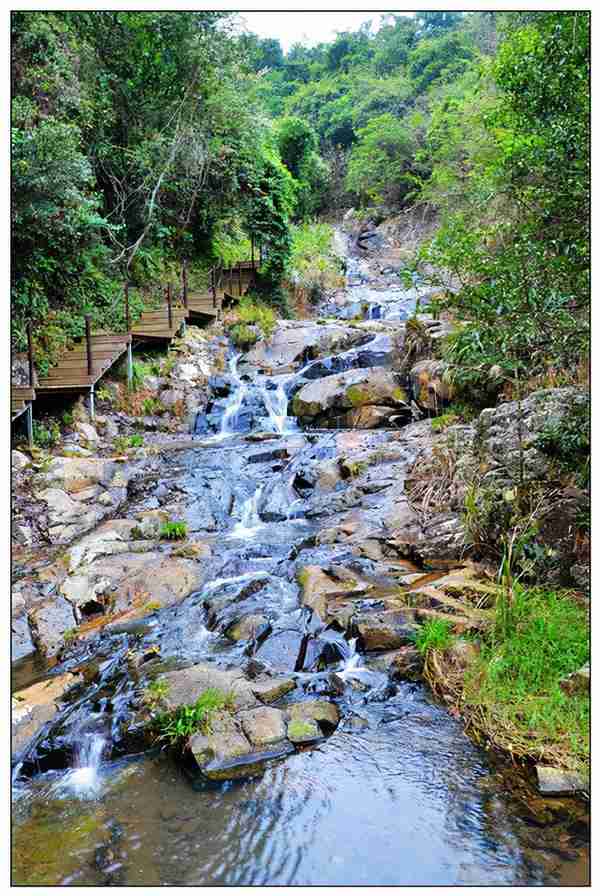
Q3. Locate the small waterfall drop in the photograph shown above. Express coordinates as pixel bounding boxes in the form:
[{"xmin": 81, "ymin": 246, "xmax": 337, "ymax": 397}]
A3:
[{"xmin": 220, "ymin": 354, "xmax": 247, "ymax": 436}]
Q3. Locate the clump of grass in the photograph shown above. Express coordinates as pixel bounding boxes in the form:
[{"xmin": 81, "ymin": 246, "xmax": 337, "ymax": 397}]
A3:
[
  {"xmin": 145, "ymin": 678, "xmax": 170, "ymax": 706},
  {"xmin": 159, "ymin": 520, "xmax": 187, "ymax": 540},
  {"xmin": 414, "ymin": 618, "xmax": 454, "ymax": 655},
  {"xmin": 141, "ymin": 397, "xmax": 165, "ymax": 416},
  {"xmin": 113, "ymin": 434, "xmax": 144, "ymax": 453},
  {"xmin": 230, "ymin": 323, "xmax": 259, "ymax": 350},
  {"xmin": 154, "ymin": 688, "xmax": 235, "ymax": 746},
  {"xmin": 286, "ymin": 221, "xmax": 344, "ymax": 305},
  {"xmin": 462, "ymin": 585, "xmax": 589, "ymax": 771}
]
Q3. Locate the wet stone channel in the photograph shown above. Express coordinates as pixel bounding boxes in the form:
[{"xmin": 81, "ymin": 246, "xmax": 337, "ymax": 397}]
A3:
[{"xmin": 11, "ymin": 238, "xmax": 589, "ymax": 886}]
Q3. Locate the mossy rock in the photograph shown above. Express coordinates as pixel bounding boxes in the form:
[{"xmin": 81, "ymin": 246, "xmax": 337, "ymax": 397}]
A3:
[{"xmin": 287, "ymin": 719, "xmax": 321, "ymax": 744}]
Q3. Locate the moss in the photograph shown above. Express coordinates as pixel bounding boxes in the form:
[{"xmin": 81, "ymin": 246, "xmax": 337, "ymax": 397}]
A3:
[
  {"xmin": 288, "ymin": 719, "xmax": 319, "ymax": 740},
  {"xmin": 345, "ymin": 384, "xmax": 371, "ymax": 407},
  {"xmin": 296, "ymin": 567, "xmax": 310, "ymax": 589},
  {"xmin": 392, "ymin": 386, "xmax": 408, "ymax": 403},
  {"xmin": 12, "ymin": 803, "xmax": 104, "ymax": 885}
]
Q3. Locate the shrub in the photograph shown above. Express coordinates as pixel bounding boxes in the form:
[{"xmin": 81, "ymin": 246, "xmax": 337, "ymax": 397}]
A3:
[
  {"xmin": 230, "ymin": 323, "xmax": 259, "ymax": 350},
  {"xmin": 32, "ymin": 420, "xmax": 60, "ymax": 448}
]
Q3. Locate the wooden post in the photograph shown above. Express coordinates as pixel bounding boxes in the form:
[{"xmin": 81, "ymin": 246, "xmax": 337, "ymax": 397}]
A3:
[
  {"xmin": 125, "ymin": 280, "xmax": 130, "ymax": 332},
  {"xmin": 26, "ymin": 403, "xmax": 33, "ymax": 451},
  {"xmin": 126, "ymin": 341, "xmax": 133, "ymax": 392},
  {"xmin": 167, "ymin": 283, "xmax": 173, "ymax": 329},
  {"xmin": 238, "ymin": 261, "xmax": 242, "ymax": 297},
  {"xmin": 85, "ymin": 314, "xmax": 93, "ymax": 376},
  {"xmin": 251, "ymin": 235, "xmax": 255, "ymax": 272},
  {"xmin": 27, "ymin": 321, "xmax": 34, "ymax": 387},
  {"xmin": 182, "ymin": 259, "xmax": 188, "ymax": 309}
]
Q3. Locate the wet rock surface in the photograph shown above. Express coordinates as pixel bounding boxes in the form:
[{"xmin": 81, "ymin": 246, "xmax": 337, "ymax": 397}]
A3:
[{"xmin": 11, "ymin": 237, "xmax": 588, "ymax": 885}]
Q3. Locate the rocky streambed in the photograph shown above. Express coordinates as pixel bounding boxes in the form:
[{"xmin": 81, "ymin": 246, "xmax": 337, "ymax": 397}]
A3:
[{"xmin": 11, "ymin": 230, "xmax": 589, "ymax": 885}]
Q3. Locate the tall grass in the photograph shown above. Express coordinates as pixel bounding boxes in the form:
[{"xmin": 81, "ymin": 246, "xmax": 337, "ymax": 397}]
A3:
[{"xmin": 464, "ymin": 585, "xmax": 589, "ymax": 770}]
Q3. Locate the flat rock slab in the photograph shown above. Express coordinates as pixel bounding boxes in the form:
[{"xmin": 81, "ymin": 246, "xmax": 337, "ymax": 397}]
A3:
[
  {"xmin": 536, "ymin": 765, "xmax": 588, "ymax": 796},
  {"xmin": 354, "ymin": 610, "xmax": 418, "ymax": 651},
  {"xmin": 238, "ymin": 706, "xmax": 287, "ymax": 747},
  {"xmin": 250, "ymin": 676, "xmax": 296, "ymax": 703},
  {"xmin": 28, "ymin": 596, "xmax": 76, "ymax": 657},
  {"xmin": 12, "ymin": 672, "xmax": 82, "ymax": 755},
  {"xmin": 12, "ymin": 616, "xmax": 35, "ymax": 662},
  {"xmin": 159, "ymin": 663, "xmax": 258, "ymax": 712},
  {"xmin": 286, "ymin": 699, "xmax": 340, "ymax": 732},
  {"xmin": 254, "ymin": 630, "xmax": 307, "ymax": 673}
]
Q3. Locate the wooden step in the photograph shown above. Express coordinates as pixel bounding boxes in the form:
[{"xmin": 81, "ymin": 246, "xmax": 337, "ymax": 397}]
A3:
[{"xmin": 12, "ymin": 387, "xmax": 35, "ymax": 400}]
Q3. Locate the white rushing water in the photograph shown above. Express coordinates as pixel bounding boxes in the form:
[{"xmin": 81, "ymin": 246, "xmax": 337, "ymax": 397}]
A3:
[
  {"xmin": 230, "ymin": 486, "xmax": 264, "ymax": 539},
  {"xmin": 219, "ymin": 354, "xmax": 247, "ymax": 436},
  {"xmin": 52, "ymin": 727, "xmax": 107, "ymax": 800}
]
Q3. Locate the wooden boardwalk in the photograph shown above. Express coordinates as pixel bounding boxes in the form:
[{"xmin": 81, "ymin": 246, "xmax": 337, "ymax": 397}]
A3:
[
  {"xmin": 36, "ymin": 332, "xmax": 132, "ymax": 394},
  {"xmin": 12, "ymin": 256, "xmax": 257, "ymax": 438},
  {"xmin": 11, "ymin": 386, "xmax": 36, "ymax": 421}
]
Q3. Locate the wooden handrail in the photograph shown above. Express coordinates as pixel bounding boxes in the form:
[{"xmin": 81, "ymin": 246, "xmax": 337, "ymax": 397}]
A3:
[
  {"xmin": 167, "ymin": 283, "xmax": 173, "ymax": 329},
  {"xmin": 27, "ymin": 322, "xmax": 34, "ymax": 387},
  {"xmin": 125, "ymin": 280, "xmax": 130, "ymax": 332},
  {"xmin": 182, "ymin": 259, "xmax": 188, "ymax": 309},
  {"xmin": 85, "ymin": 315, "xmax": 93, "ymax": 375}
]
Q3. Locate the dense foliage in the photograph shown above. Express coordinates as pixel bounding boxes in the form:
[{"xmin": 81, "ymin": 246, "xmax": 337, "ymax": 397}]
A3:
[{"xmin": 11, "ymin": 12, "xmax": 303, "ymax": 362}]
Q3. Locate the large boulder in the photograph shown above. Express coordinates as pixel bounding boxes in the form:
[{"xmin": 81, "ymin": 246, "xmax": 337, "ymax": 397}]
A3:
[
  {"xmin": 244, "ymin": 321, "xmax": 371, "ymax": 371},
  {"xmin": 292, "ymin": 367, "xmax": 409, "ymax": 425},
  {"xmin": 409, "ymin": 360, "xmax": 454, "ymax": 412},
  {"xmin": 28, "ymin": 597, "xmax": 77, "ymax": 657}
]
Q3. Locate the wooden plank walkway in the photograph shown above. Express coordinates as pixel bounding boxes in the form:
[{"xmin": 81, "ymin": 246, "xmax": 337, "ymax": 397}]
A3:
[
  {"xmin": 36, "ymin": 332, "xmax": 131, "ymax": 394},
  {"xmin": 131, "ymin": 304, "xmax": 187, "ymax": 342},
  {"xmin": 186, "ymin": 290, "xmax": 224, "ymax": 320},
  {"xmin": 12, "ymin": 255, "xmax": 258, "ymax": 429},
  {"xmin": 11, "ymin": 386, "xmax": 36, "ymax": 421}
]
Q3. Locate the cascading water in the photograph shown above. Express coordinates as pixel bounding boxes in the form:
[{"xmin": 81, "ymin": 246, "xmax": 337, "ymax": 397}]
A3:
[
  {"xmin": 230, "ymin": 485, "xmax": 263, "ymax": 538},
  {"xmin": 12, "ymin": 226, "xmax": 588, "ymax": 887},
  {"xmin": 260, "ymin": 378, "xmax": 295, "ymax": 434},
  {"xmin": 219, "ymin": 354, "xmax": 247, "ymax": 435}
]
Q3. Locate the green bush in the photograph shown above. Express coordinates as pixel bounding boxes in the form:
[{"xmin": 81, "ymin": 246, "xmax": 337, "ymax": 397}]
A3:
[{"xmin": 230, "ymin": 323, "xmax": 259, "ymax": 350}]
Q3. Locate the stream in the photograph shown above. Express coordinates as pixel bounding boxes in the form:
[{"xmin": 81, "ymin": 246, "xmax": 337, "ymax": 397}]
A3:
[{"xmin": 11, "ymin": 236, "xmax": 589, "ymax": 886}]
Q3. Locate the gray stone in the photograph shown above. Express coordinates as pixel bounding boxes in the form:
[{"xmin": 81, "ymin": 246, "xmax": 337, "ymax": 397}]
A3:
[
  {"xmin": 12, "ymin": 450, "xmax": 30, "ymax": 472},
  {"xmin": 12, "ymin": 672, "xmax": 83, "ymax": 755},
  {"xmin": 559, "ymin": 663, "xmax": 590, "ymax": 697},
  {"xmin": 355, "ymin": 610, "xmax": 418, "ymax": 651},
  {"xmin": 536, "ymin": 765, "xmax": 588, "ymax": 795},
  {"xmin": 12, "ymin": 616, "xmax": 35, "ymax": 662},
  {"xmin": 238, "ymin": 706, "xmax": 287, "ymax": 747},
  {"xmin": 28, "ymin": 597, "xmax": 76, "ymax": 656},
  {"xmin": 286, "ymin": 699, "xmax": 340, "ymax": 732}
]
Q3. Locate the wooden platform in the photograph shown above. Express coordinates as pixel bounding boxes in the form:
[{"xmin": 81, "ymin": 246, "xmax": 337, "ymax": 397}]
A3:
[
  {"xmin": 36, "ymin": 333, "xmax": 131, "ymax": 394},
  {"xmin": 131, "ymin": 304, "xmax": 187, "ymax": 342},
  {"xmin": 11, "ymin": 386, "xmax": 35, "ymax": 421},
  {"xmin": 186, "ymin": 290, "xmax": 224, "ymax": 320}
]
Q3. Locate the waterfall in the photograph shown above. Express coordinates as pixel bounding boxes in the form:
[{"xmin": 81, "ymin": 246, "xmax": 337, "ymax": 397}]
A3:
[
  {"xmin": 220, "ymin": 355, "xmax": 247, "ymax": 436},
  {"xmin": 51, "ymin": 718, "xmax": 107, "ymax": 800},
  {"xmin": 260, "ymin": 378, "xmax": 295, "ymax": 434},
  {"xmin": 230, "ymin": 486, "xmax": 263, "ymax": 538}
]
